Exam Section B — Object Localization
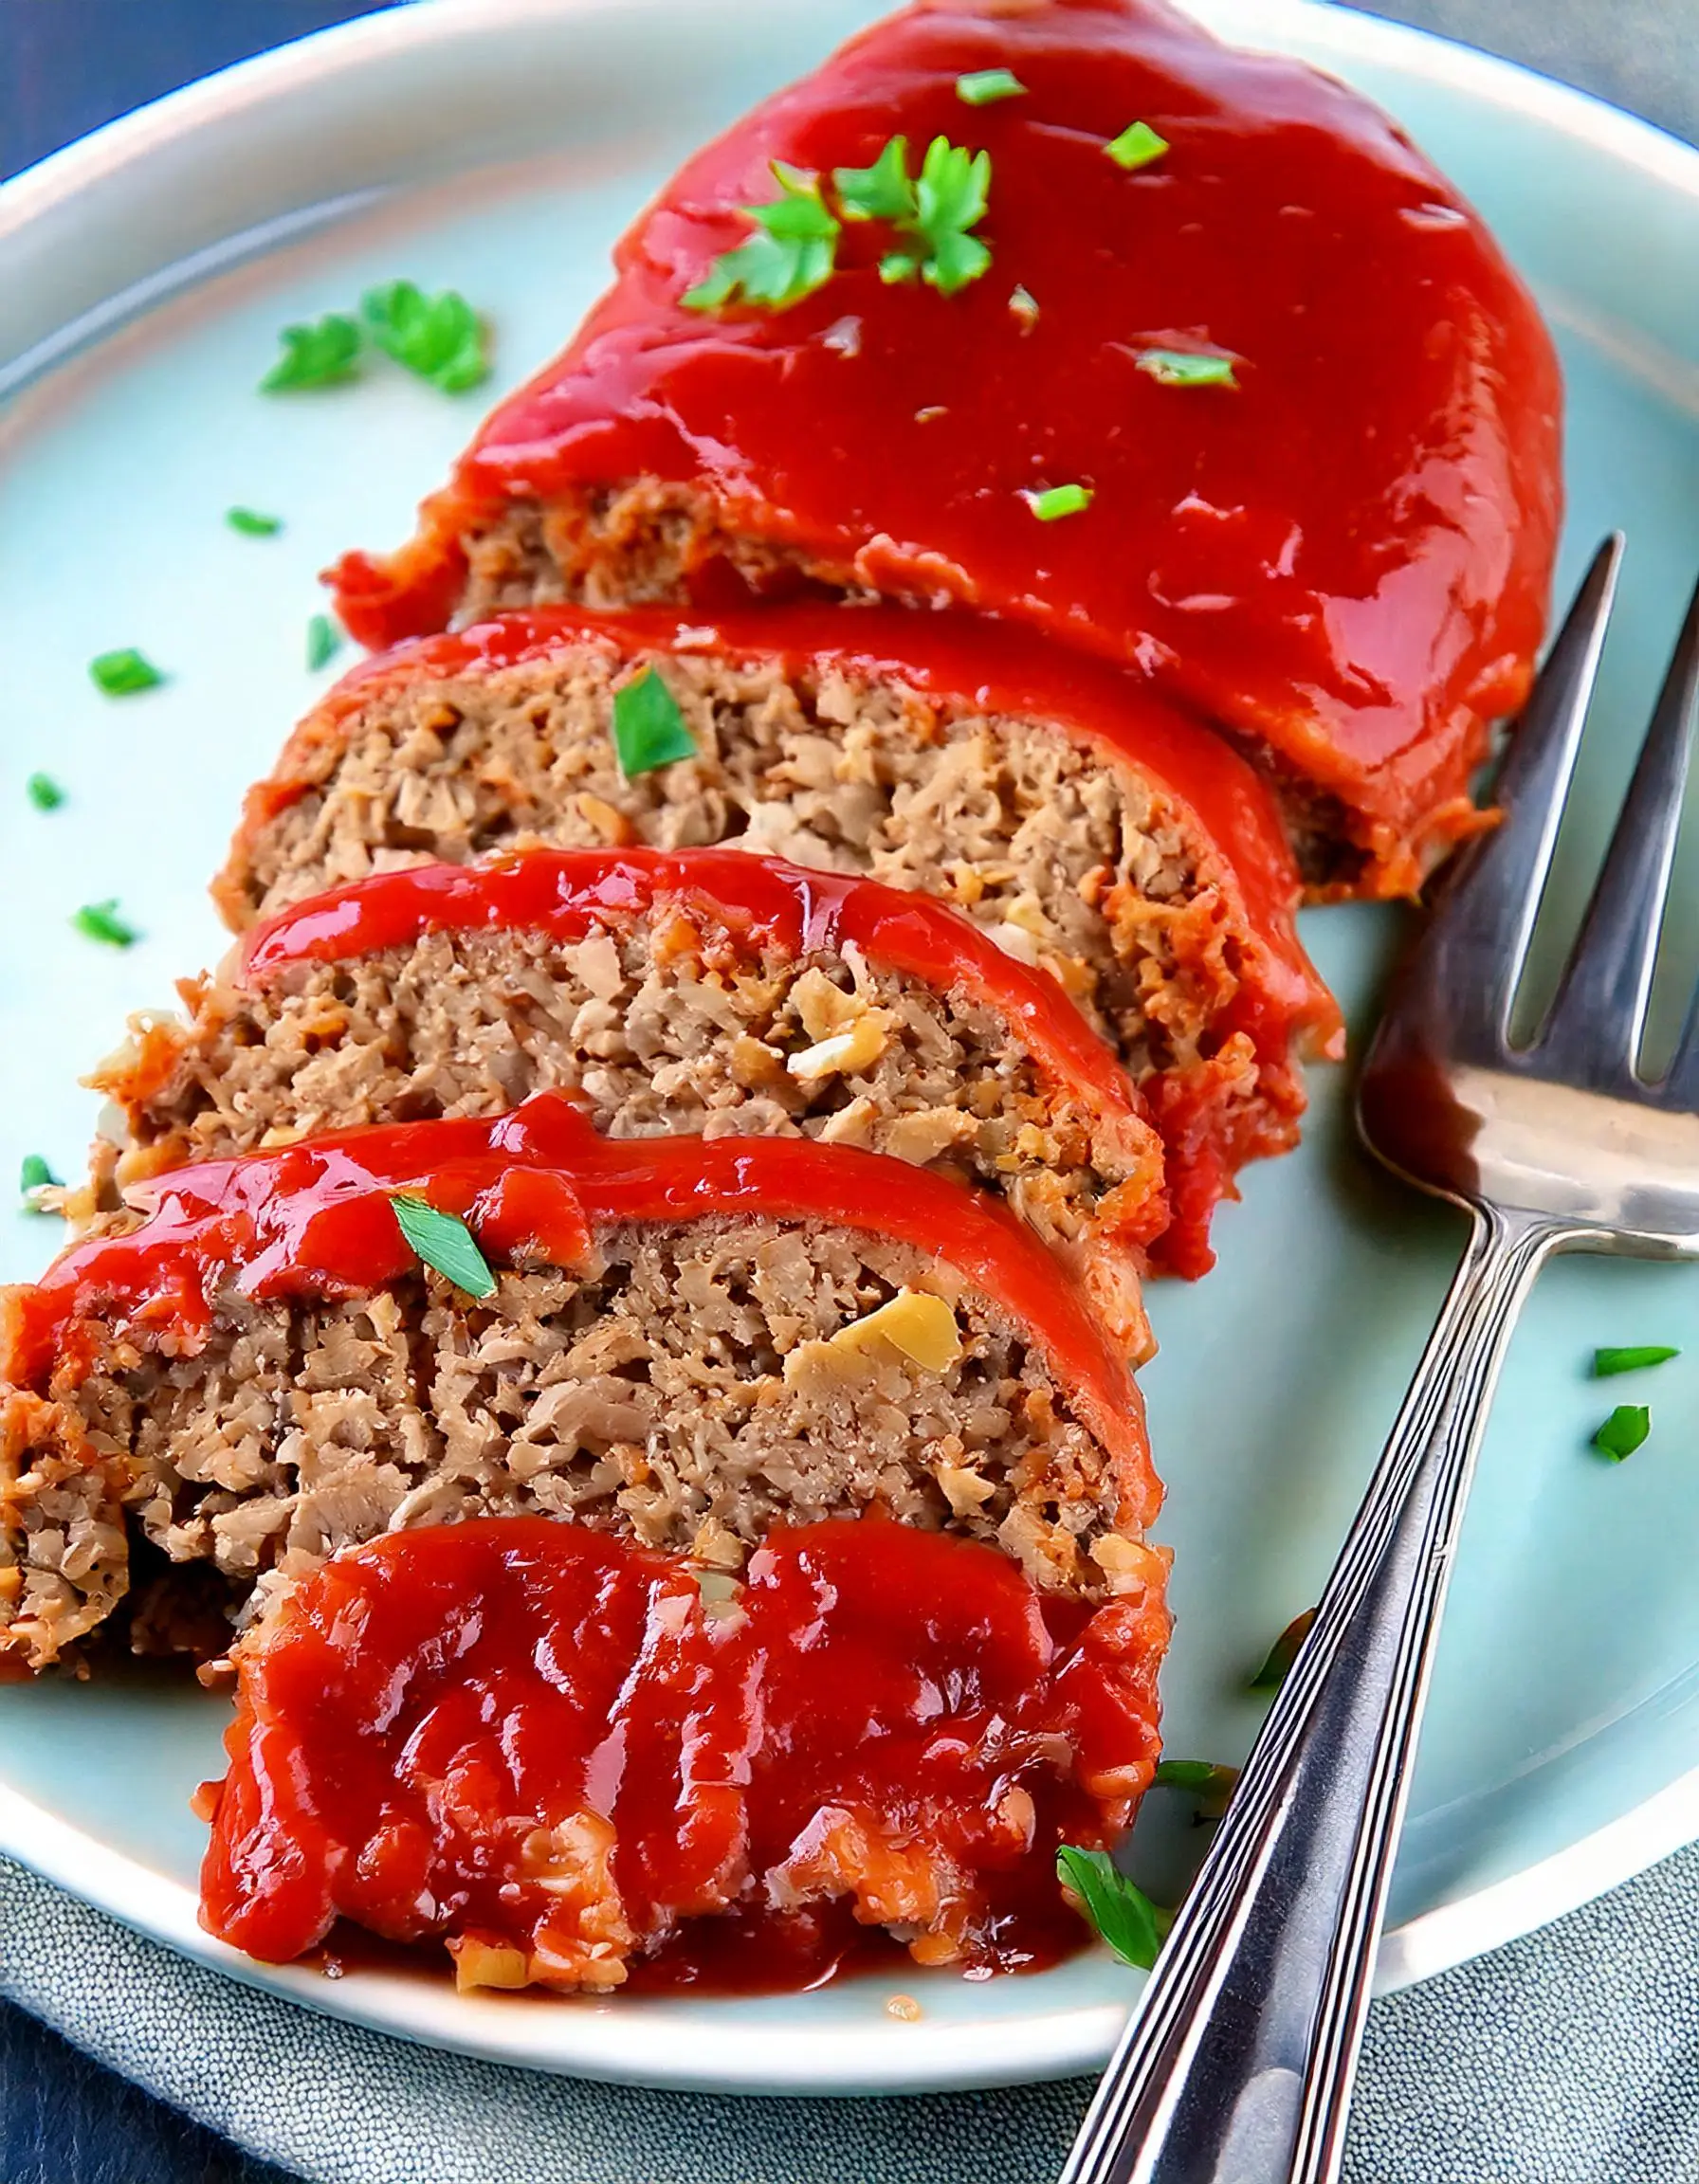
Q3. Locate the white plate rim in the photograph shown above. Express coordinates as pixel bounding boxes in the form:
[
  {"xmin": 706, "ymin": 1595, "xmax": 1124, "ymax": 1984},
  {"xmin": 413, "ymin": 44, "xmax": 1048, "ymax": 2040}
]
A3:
[{"xmin": 2, "ymin": 0, "xmax": 1698, "ymax": 2094}]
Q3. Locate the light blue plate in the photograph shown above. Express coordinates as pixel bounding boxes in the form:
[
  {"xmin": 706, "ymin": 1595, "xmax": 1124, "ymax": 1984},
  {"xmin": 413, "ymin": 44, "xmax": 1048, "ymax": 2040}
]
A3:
[{"xmin": 1, "ymin": 0, "xmax": 1697, "ymax": 2099}]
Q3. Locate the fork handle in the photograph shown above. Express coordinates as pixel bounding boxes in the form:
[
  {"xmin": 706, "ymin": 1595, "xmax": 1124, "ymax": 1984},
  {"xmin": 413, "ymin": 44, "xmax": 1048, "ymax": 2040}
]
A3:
[{"xmin": 1060, "ymin": 1202, "xmax": 1564, "ymax": 2184}]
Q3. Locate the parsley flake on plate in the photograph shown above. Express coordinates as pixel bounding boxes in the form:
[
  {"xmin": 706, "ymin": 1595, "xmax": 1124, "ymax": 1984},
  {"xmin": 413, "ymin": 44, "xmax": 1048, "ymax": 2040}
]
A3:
[
  {"xmin": 1593, "ymin": 1345, "xmax": 1679, "ymax": 1377},
  {"xmin": 1154, "ymin": 1759, "xmax": 1239, "ymax": 1823},
  {"xmin": 72, "ymin": 899, "xmax": 139, "ymax": 949},
  {"xmin": 27, "ymin": 773, "xmax": 64, "ymax": 811},
  {"xmin": 306, "ymin": 614, "xmax": 343, "ymax": 673},
  {"xmin": 227, "ymin": 506, "xmax": 283, "ymax": 537},
  {"xmin": 1025, "ymin": 482, "xmax": 1092, "ymax": 520},
  {"xmin": 1056, "ymin": 1847, "xmax": 1172, "ymax": 1969},
  {"xmin": 683, "ymin": 163, "xmax": 842, "ymax": 314},
  {"xmin": 88, "ymin": 648, "xmax": 164, "ymax": 697},
  {"xmin": 1106, "ymin": 120, "xmax": 1170, "ymax": 171},
  {"xmin": 260, "ymin": 313, "xmax": 362, "ymax": 393},
  {"xmin": 1594, "ymin": 1404, "xmax": 1651, "ymax": 1462},
  {"xmin": 1138, "ymin": 348, "xmax": 1237, "ymax": 389},
  {"xmin": 390, "ymin": 1195, "xmax": 498, "ymax": 1300},
  {"xmin": 956, "ymin": 68, "xmax": 1026, "ymax": 105},
  {"xmin": 612, "ymin": 666, "xmax": 697, "ymax": 777},
  {"xmin": 362, "ymin": 281, "xmax": 490, "ymax": 393},
  {"xmin": 1251, "ymin": 1605, "xmax": 1316, "ymax": 1691},
  {"xmin": 19, "ymin": 1154, "xmax": 64, "ymax": 1213}
]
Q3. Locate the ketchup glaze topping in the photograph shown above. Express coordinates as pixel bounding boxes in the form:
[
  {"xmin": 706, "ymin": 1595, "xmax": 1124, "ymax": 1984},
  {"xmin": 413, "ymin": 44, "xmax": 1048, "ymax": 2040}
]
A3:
[
  {"xmin": 202, "ymin": 1516, "xmax": 1168, "ymax": 1984},
  {"xmin": 329, "ymin": 0, "xmax": 1562, "ymax": 889}
]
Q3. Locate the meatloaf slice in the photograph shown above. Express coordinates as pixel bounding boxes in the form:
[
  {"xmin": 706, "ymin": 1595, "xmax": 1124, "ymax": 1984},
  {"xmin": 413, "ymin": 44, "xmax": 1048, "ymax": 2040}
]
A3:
[
  {"xmin": 326, "ymin": 0, "xmax": 1561, "ymax": 894},
  {"xmin": 204, "ymin": 1515, "xmax": 1167, "ymax": 1985},
  {"xmin": 0, "ymin": 1093, "xmax": 1163, "ymax": 1673},
  {"xmin": 87, "ymin": 847, "xmax": 1168, "ymax": 1336},
  {"xmin": 214, "ymin": 605, "xmax": 1341, "ymax": 1271}
]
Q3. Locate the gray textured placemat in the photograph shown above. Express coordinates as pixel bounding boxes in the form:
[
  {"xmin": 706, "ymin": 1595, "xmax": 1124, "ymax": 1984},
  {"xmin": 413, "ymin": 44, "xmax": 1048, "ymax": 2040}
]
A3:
[
  {"xmin": 9, "ymin": 1839, "xmax": 1699, "ymax": 2184},
  {"xmin": 4, "ymin": 5, "xmax": 1697, "ymax": 2182}
]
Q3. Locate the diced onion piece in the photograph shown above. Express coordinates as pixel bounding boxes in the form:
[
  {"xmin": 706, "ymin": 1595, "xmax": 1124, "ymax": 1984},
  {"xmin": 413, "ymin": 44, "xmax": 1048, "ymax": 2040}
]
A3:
[
  {"xmin": 838, "ymin": 1289, "xmax": 963, "ymax": 1371},
  {"xmin": 786, "ymin": 1010, "xmax": 892, "ymax": 1082},
  {"xmin": 449, "ymin": 1938, "xmax": 532, "ymax": 1993}
]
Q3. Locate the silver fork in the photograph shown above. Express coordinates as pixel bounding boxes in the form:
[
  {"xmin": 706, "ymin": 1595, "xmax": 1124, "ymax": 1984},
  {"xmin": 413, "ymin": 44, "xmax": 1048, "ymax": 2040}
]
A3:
[{"xmin": 1060, "ymin": 537, "xmax": 1699, "ymax": 2184}]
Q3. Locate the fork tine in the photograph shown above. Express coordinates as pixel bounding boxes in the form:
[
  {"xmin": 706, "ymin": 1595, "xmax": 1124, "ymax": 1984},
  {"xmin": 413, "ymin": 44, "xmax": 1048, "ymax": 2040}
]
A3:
[
  {"xmin": 1536, "ymin": 563, "xmax": 1699, "ymax": 1082},
  {"xmin": 1416, "ymin": 537, "xmax": 1621, "ymax": 1046},
  {"xmin": 1667, "ymin": 989, "xmax": 1699, "ymax": 1105}
]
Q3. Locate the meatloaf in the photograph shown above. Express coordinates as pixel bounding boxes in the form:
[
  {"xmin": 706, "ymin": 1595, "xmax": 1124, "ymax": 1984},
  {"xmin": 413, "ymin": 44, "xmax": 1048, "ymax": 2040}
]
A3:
[
  {"xmin": 204, "ymin": 1514, "xmax": 1167, "ymax": 1983},
  {"xmin": 213, "ymin": 604, "xmax": 1341, "ymax": 1269},
  {"xmin": 327, "ymin": 0, "xmax": 1562, "ymax": 894},
  {"xmin": 0, "ymin": 1093, "xmax": 1164, "ymax": 1674},
  {"xmin": 87, "ymin": 847, "xmax": 1169, "ymax": 1335}
]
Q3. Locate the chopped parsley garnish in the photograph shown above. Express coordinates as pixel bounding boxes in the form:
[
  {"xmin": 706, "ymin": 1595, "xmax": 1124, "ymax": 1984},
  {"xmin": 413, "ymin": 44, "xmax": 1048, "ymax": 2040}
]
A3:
[
  {"xmin": 1251, "ymin": 1606, "xmax": 1315, "ymax": 1691},
  {"xmin": 1025, "ymin": 482, "xmax": 1092, "ymax": 520},
  {"xmin": 260, "ymin": 313, "xmax": 362, "ymax": 392},
  {"xmin": 361, "ymin": 282, "xmax": 490, "ymax": 393},
  {"xmin": 1008, "ymin": 282, "xmax": 1039, "ymax": 330},
  {"xmin": 306, "ymin": 613, "xmax": 343, "ymax": 673},
  {"xmin": 226, "ymin": 506, "xmax": 283, "ymax": 537},
  {"xmin": 1056, "ymin": 1847, "xmax": 1172, "ymax": 1969},
  {"xmin": 27, "ymin": 773, "xmax": 64, "ymax": 810},
  {"xmin": 836, "ymin": 136, "xmax": 921, "ymax": 224},
  {"xmin": 1138, "ymin": 349, "xmax": 1237, "ymax": 389},
  {"xmin": 1594, "ymin": 1405, "xmax": 1651, "ymax": 1462},
  {"xmin": 1154, "ymin": 1759, "xmax": 1238, "ymax": 1823},
  {"xmin": 71, "ymin": 899, "xmax": 138, "ymax": 948},
  {"xmin": 1105, "ymin": 120, "xmax": 1170, "ymax": 171},
  {"xmin": 390, "ymin": 1195, "xmax": 497, "ymax": 1300},
  {"xmin": 88, "ymin": 648, "xmax": 164, "ymax": 697},
  {"xmin": 612, "ymin": 666, "xmax": 697, "ymax": 777},
  {"xmin": 683, "ymin": 164, "xmax": 841, "ymax": 314},
  {"xmin": 19, "ymin": 1154, "xmax": 63, "ymax": 1213},
  {"xmin": 956, "ymin": 67, "xmax": 1026, "ymax": 105},
  {"xmin": 1593, "ymin": 1345, "xmax": 1679, "ymax": 1377},
  {"xmin": 885, "ymin": 136, "xmax": 994, "ymax": 293}
]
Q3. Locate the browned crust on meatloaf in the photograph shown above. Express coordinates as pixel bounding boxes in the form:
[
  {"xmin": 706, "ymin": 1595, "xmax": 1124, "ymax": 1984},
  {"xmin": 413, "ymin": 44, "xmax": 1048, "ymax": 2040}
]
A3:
[
  {"xmin": 214, "ymin": 641, "xmax": 1273, "ymax": 1134},
  {"xmin": 1, "ymin": 1220, "xmax": 1164, "ymax": 1671}
]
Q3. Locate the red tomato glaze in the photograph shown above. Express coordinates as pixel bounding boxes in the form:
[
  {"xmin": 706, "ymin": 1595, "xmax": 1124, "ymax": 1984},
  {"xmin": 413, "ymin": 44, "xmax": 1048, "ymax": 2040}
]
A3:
[
  {"xmin": 2, "ymin": 1093, "xmax": 1148, "ymax": 1498},
  {"xmin": 329, "ymin": 0, "xmax": 1562, "ymax": 889},
  {"xmin": 202, "ymin": 1517, "xmax": 1166, "ymax": 1984}
]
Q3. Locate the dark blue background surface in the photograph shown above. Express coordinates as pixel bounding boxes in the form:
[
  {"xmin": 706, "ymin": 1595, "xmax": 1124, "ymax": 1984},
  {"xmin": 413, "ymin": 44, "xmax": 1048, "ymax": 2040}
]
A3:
[{"xmin": 0, "ymin": 2, "xmax": 1690, "ymax": 2179}]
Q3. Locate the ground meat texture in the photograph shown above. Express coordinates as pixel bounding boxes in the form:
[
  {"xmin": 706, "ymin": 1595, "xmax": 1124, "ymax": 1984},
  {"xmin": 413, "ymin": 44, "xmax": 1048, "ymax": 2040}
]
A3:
[
  {"xmin": 215, "ymin": 642, "xmax": 1304, "ymax": 1184},
  {"xmin": 87, "ymin": 917, "xmax": 1162, "ymax": 1345},
  {"xmin": 1, "ymin": 1221, "xmax": 1160, "ymax": 1671},
  {"xmin": 0, "ymin": 1389, "xmax": 130, "ymax": 1669},
  {"xmin": 440, "ymin": 499, "xmax": 1401, "ymax": 899}
]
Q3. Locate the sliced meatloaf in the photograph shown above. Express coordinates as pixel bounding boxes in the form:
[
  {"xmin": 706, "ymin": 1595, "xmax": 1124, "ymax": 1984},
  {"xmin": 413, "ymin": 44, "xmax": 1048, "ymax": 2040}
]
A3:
[
  {"xmin": 213, "ymin": 605, "xmax": 1342, "ymax": 1271},
  {"xmin": 204, "ymin": 1515, "xmax": 1168, "ymax": 1984},
  {"xmin": 327, "ymin": 0, "xmax": 1562, "ymax": 894},
  {"xmin": 0, "ymin": 1093, "xmax": 1164, "ymax": 1673},
  {"xmin": 87, "ymin": 848, "xmax": 1168, "ymax": 1337}
]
